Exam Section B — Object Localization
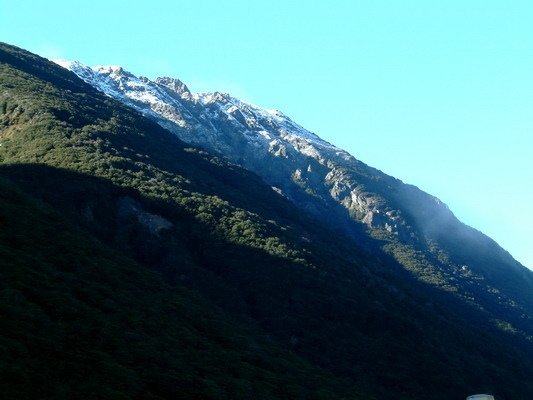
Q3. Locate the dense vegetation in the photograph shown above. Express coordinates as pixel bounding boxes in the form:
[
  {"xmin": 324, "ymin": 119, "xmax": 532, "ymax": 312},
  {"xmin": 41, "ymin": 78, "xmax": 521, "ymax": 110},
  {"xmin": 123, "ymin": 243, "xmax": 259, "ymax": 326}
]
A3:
[
  {"xmin": 1, "ymin": 42, "xmax": 532, "ymax": 399},
  {"xmin": 0, "ymin": 177, "xmax": 362, "ymax": 399}
]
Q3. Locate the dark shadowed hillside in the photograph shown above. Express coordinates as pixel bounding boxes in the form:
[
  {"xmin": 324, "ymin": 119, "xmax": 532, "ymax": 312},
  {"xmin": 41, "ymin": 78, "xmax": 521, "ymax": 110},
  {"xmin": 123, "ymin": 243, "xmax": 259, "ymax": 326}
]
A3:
[{"xmin": 0, "ymin": 175, "xmax": 365, "ymax": 400}]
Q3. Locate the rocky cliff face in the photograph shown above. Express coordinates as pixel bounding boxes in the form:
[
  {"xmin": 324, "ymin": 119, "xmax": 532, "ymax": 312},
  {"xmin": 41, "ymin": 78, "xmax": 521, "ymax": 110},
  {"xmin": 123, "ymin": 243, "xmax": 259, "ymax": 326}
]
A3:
[{"xmin": 54, "ymin": 59, "xmax": 533, "ymax": 335}]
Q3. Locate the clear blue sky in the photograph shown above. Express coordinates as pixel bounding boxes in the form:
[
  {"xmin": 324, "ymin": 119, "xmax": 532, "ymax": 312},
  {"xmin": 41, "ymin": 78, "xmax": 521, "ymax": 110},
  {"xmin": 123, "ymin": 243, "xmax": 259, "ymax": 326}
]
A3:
[{"xmin": 2, "ymin": 1, "xmax": 532, "ymax": 269}]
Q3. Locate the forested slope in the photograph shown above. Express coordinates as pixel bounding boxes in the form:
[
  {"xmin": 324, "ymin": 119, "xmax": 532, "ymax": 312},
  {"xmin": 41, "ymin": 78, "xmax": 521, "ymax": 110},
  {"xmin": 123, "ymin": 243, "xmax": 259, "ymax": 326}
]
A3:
[{"xmin": 1, "ymin": 42, "xmax": 532, "ymax": 399}]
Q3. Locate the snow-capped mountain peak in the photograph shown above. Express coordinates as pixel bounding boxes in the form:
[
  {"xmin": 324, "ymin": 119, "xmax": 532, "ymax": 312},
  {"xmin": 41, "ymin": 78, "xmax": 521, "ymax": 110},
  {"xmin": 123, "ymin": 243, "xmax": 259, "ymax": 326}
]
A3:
[
  {"xmin": 92, "ymin": 65, "xmax": 126, "ymax": 74},
  {"xmin": 53, "ymin": 58, "xmax": 458, "ymax": 244}
]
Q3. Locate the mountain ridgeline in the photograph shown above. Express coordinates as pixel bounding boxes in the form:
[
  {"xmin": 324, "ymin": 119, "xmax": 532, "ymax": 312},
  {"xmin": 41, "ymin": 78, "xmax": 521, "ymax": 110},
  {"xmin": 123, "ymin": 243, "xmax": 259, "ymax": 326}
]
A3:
[
  {"xmin": 1, "ymin": 42, "xmax": 532, "ymax": 399},
  {"xmin": 56, "ymin": 58, "xmax": 533, "ymax": 327}
]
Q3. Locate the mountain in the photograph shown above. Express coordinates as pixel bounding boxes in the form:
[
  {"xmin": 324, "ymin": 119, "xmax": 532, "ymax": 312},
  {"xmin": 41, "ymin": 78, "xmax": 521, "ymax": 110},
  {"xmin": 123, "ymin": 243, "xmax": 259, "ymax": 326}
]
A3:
[
  {"xmin": 55, "ymin": 58, "xmax": 533, "ymax": 337},
  {"xmin": 1, "ymin": 42, "xmax": 532, "ymax": 399}
]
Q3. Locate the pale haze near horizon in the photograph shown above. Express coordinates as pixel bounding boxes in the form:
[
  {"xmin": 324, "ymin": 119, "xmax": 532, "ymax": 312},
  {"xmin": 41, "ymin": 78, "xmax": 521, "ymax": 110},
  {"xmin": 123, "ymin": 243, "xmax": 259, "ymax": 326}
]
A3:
[{"xmin": 2, "ymin": 0, "xmax": 531, "ymax": 269}]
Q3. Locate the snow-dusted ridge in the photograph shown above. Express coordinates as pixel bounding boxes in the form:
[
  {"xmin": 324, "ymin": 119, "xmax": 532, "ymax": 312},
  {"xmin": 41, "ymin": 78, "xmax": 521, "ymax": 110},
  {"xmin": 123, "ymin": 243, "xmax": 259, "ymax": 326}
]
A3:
[
  {"xmin": 52, "ymin": 59, "xmax": 335, "ymax": 151},
  {"xmin": 52, "ymin": 58, "xmax": 455, "ymax": 243}
]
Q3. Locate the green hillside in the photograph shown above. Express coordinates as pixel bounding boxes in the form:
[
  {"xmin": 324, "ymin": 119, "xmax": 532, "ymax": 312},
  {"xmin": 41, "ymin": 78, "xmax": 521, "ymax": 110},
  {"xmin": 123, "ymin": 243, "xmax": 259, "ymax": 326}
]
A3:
[{"xmin": 1, "ymin": 42, "xmax": 532, "ymax": 399}]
